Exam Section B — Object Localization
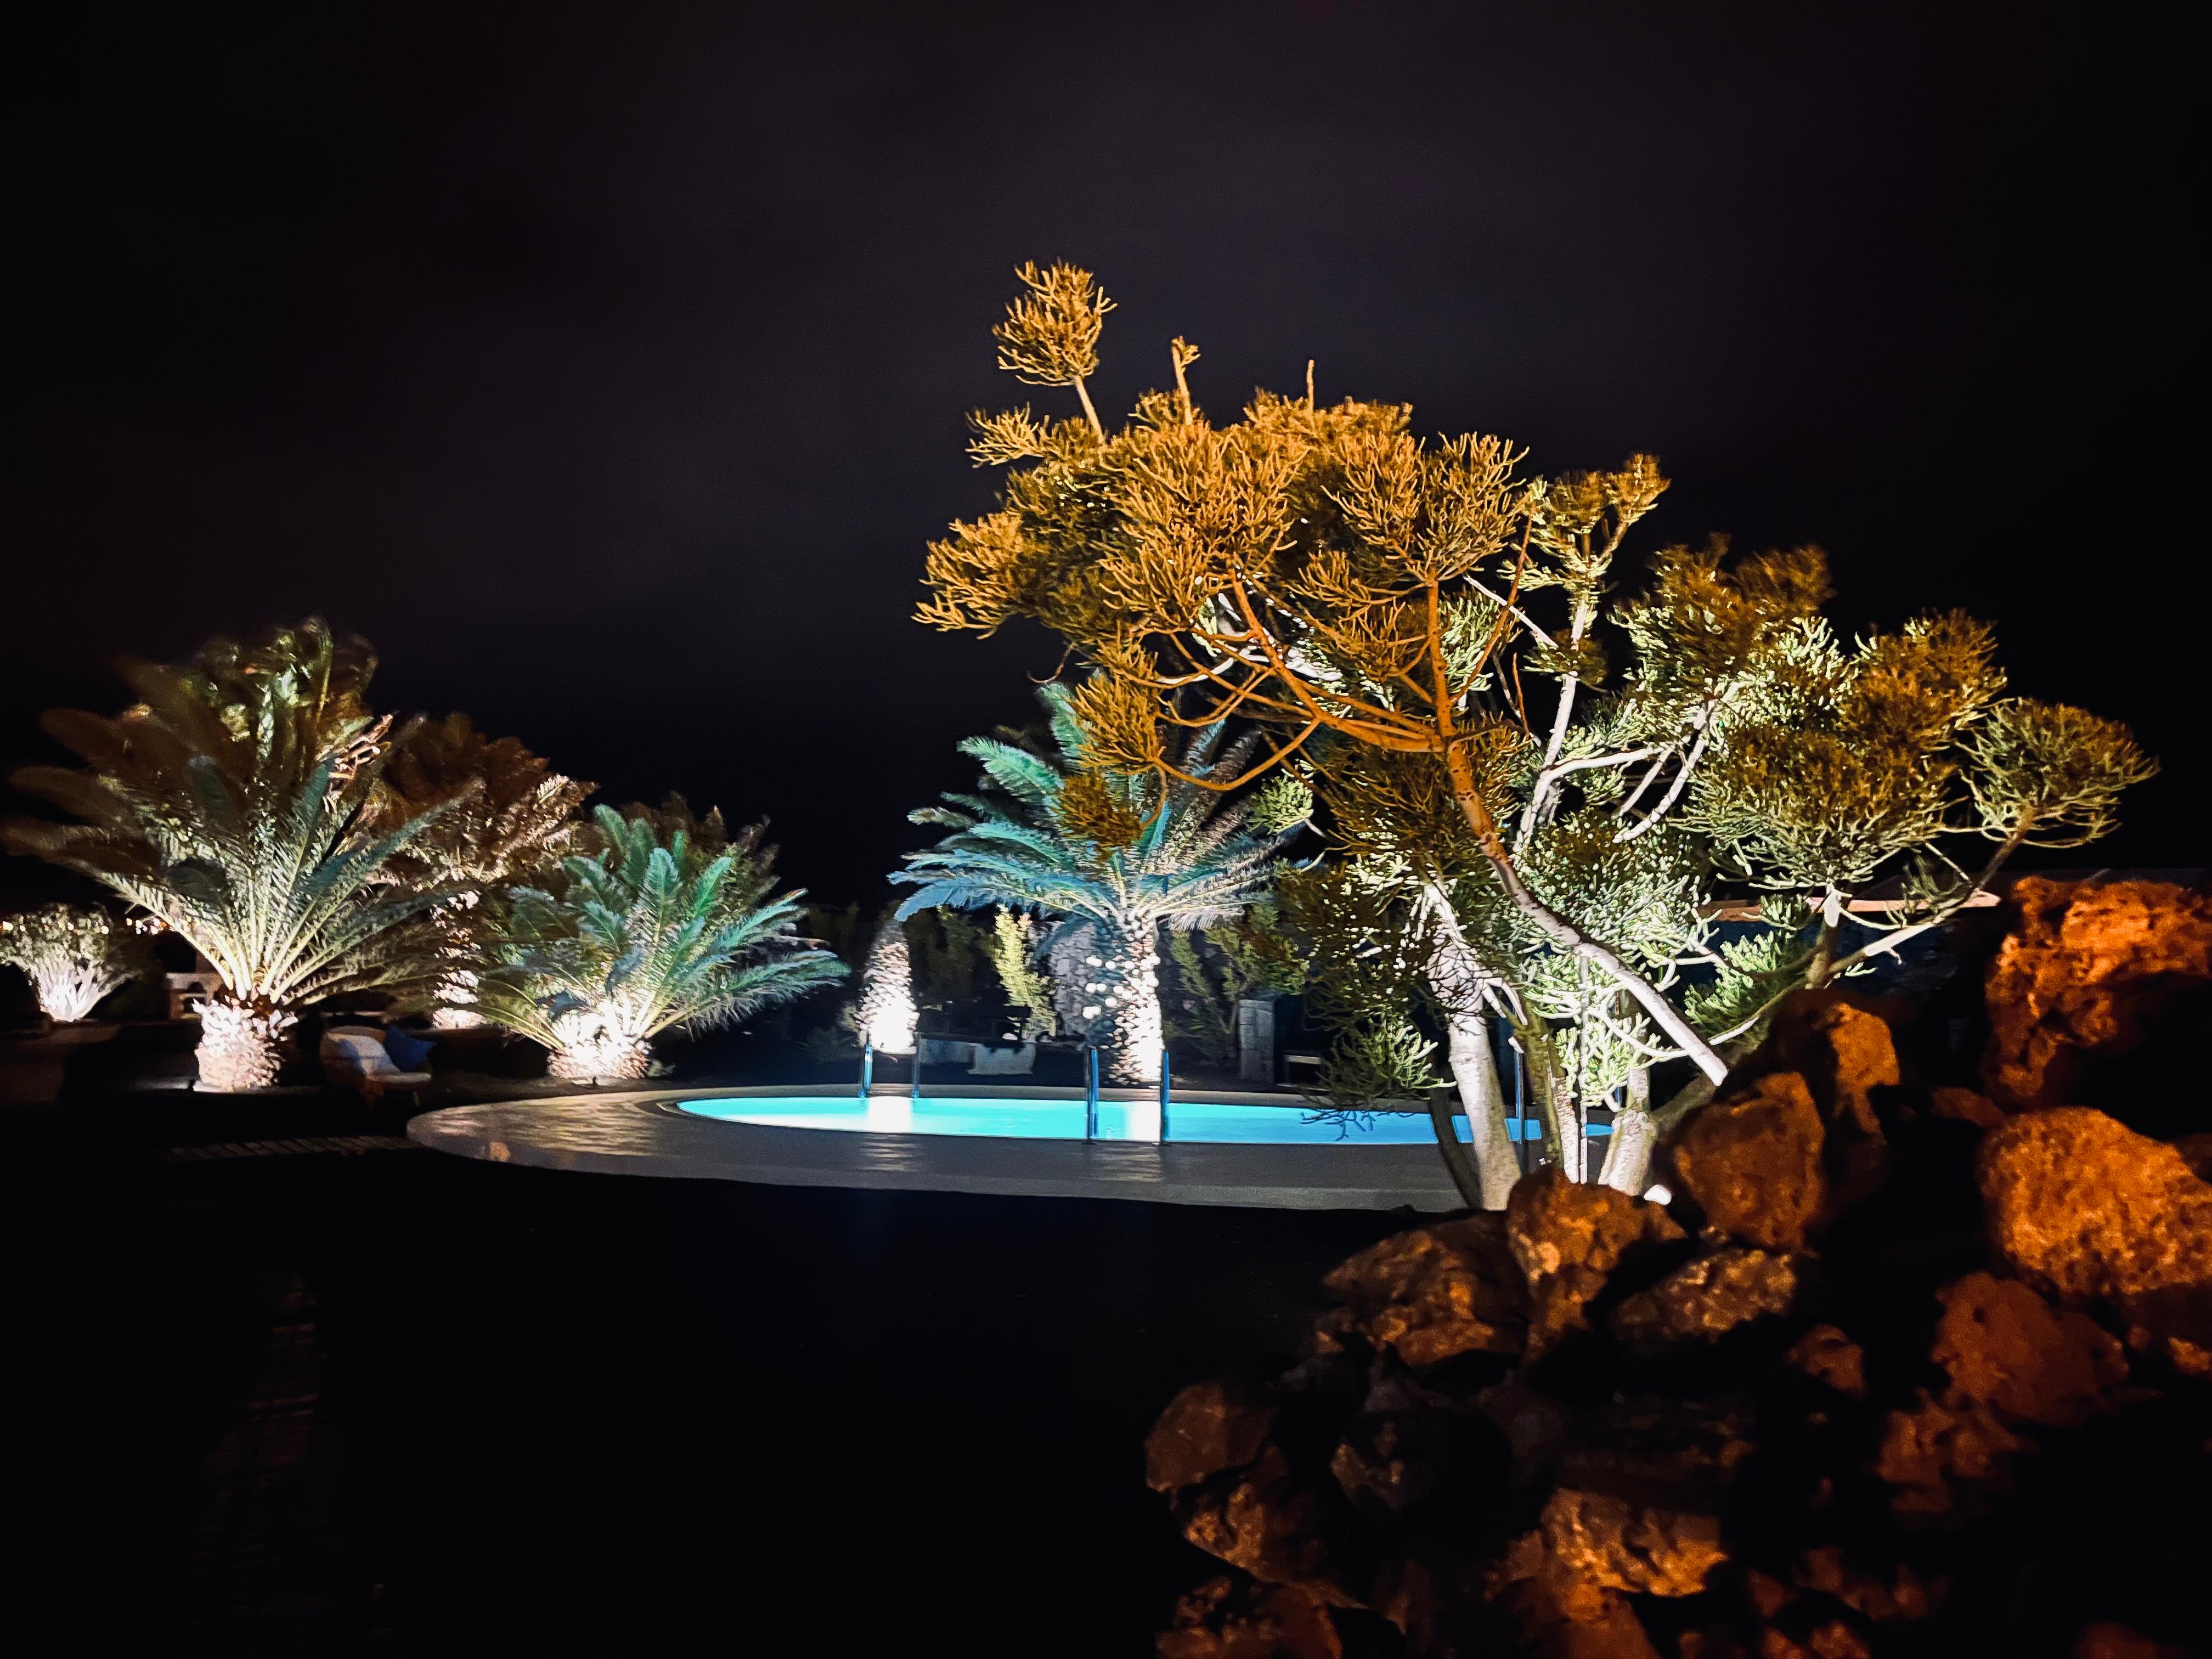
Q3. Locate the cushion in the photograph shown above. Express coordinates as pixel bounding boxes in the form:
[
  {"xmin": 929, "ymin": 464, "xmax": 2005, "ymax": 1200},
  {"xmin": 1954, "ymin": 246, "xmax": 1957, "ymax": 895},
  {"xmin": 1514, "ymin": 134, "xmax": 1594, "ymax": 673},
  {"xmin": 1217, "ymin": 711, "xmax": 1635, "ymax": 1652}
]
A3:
[{"xmin": 382, "ymin": 1026, "xmax": 437, "ymax": 1070}]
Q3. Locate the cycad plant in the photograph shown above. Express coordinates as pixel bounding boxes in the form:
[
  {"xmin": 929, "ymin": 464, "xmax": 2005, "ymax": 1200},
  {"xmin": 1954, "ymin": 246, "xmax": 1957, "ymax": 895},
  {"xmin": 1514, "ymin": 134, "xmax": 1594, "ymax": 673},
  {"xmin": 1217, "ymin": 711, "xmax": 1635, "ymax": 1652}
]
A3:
[
  {"xmin": 4, "ymin": 622, "xmax": 459, "ymax": 1091},
  {"xmin": 366, "ymin": 712, "xmax": 594, "ymax": 1026},
  {"xmin": 470, "ymin": 800, "xmax": 845, "ymax": 1082},
  {"xmin": 0, "ymin": 902, "xmax": 156, "ymax": 1022},
  {"xmin": 893, "ymin": 683, "xmax": 1308, "ymax": 1082}
]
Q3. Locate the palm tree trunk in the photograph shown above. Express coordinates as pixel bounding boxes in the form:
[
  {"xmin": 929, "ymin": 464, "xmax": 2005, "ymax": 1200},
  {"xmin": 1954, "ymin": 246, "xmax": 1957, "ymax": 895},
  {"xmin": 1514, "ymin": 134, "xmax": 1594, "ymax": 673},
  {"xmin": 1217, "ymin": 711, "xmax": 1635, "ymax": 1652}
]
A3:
[
  {"xmin": 195, "ymin": 994, "xmax": 294, "ymax": 1092},
  {"xmin": 546, "ymin": 1007, "xmax": 654, "ymax": 1084},
  {"xmin": 1089, "ymin": 919, "xmax": 1163, "ymax": 1084}
]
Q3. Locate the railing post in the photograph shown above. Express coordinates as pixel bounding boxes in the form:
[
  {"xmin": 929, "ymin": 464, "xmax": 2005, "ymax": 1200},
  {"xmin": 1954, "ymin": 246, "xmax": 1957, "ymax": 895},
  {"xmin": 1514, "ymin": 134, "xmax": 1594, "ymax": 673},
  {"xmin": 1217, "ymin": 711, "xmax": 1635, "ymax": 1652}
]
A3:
[
  {"xmin": 911, "ymin": 1045, "xmax": 922, "ymax": 1102},
  {"xmin": 1159, "ymin": 1050, "xmax": 1171, "ymax": 1142},
  {"xmin": 859, "ymin": 1040, "xmax": 873, "ymax": 1098},
  {"xmin": 1085, "ymin": 1044, "xmax": 1100, "ymax": 1140}
]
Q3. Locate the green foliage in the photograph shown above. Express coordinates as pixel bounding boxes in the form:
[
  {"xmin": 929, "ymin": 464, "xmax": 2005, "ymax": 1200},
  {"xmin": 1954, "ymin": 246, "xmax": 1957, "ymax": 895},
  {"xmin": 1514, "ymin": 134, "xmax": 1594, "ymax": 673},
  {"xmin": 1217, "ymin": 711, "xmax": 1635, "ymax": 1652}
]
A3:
[
  {"xmin": 918, "ymin": 262, "xmax": 2157, "ymax": 1174},
  {"xmin": 1312, "ymin": 1018, "xmax": 1445, "ymax": 1112},
  {"xmin": 4, "ymin": 619, "xmax": 456, "ymax": 1013},
  {"xmin": 0, "ymin": 901, "xmax": 156, "ymax": 1020},
  {"xmin": 369, "ymin": 712, "xmax": 593, "ymax": 889},
  {"xmin": 907, "ymin": 906, "xmax": 984, "ymax": 1009},
  {"xmin": 1162, "ymin": 901, "xmax": 1312, "ymax": 1068},
  {"xmin": 1963, "ymin": 698, "xmax": 2157, "ymax": 850},
  {"xmin": 471, "ymin": 800, "xmax": 845, "ymax": 1052},
  {"xmin": 893, "ymin": 681, "xmax": 1304, "ymax": 944},
  {"xmin": 1684, "ymin": 925, "xmax": 1816, "ymax": 1040},
  {"xmin": 984, "ymin": 908, "xmax": 1055, "ymax": 1039}
]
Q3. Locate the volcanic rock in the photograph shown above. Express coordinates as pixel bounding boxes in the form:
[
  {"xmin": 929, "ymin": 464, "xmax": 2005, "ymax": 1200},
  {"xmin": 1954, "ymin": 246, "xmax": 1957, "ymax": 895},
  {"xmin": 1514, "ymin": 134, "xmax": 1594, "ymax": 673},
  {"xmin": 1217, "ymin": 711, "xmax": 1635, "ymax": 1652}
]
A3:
[
  {"xmin": 1669, "ymin": 1071, "xmax": 1826, "ymax": 1251},
  {"xmin": 1505, "ymin": 1169, "xmax": 1683, "ymax": 1357},
  {"xmin": 1321, "ymin": 1215, "xmax": 1527, "ymax": 1368},
  {"xmin": 1608, "ymin": 1247, "xmax": 1801, "ymax": 1349},
  {"xmin": 1784, "ymin": 1325, "xmax": 1868, "ymax": 1398},
  {"xmin": 1538, "ymin": 1486, "xmax": 1726, "ymax": 1596},
  {"xmin": 1927, "ymin": 1086, "xmax": 2004, "ymax": 1129},
  {"xmin": 1790, "ymin": 1547, "xmax": 1939, "ymax": 1622},
  {"xmin": 2071, "ymin": 1624, "xmax": 2200, "ymax": 1659},
  {"xmin": 1329, "ymin": 1370, "xmax": 1498, "ymax": 1517},
  {"xmin": 1157, "ymin": 1576, "xmax": 1346, "ymax": 1659},
  {"xmin": 1982, "ymin": 878, "xmax": 2212, "ymax": 1110},
  {"xmin": 1551, "ymin": 1396, "xmax": 1757, "ymax": 1516},
  {"xmin": 1487, "ymin": 1530, "xmax": 1664, "ymax": 1659},
  {"xmin": 1931, "ymin": 1271, "xmax": 2126, "ymax": 1427},
  {"xmin": 1764, "ymin": 992, "xmax": 1900, "ymax": 1142},
  {"xmin": 1173, "ymin": 1444, "xmax": 1357, "ymax": 1605},
  {"xmin": 1872, "ymin": 1388, "xmax": 2028, "ymax": 1514},
  {"xmin": 1978, "ymin": 1107, "xmax": 2212, "ymax": 1376},
  {"xmin": 1150, "ymin": 1382, "xmax": 1279, "ymax": 1493}
]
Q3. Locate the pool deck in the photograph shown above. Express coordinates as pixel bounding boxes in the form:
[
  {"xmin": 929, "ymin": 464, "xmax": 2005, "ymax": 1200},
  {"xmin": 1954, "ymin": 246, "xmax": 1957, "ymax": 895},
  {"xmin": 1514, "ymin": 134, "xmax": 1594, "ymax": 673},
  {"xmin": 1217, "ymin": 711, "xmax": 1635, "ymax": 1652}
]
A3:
[{"xmin": 405, "ymin": 1086, "xmax": 1469, "ymax": 1211}]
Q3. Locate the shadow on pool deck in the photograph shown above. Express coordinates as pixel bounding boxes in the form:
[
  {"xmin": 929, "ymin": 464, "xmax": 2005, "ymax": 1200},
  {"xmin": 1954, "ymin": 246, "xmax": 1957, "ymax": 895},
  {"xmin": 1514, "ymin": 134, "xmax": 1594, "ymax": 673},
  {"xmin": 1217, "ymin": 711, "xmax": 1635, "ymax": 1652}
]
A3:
[{"xmin": 4, "ymin": 1090, "xmax": 1414, "ymax": 1652}]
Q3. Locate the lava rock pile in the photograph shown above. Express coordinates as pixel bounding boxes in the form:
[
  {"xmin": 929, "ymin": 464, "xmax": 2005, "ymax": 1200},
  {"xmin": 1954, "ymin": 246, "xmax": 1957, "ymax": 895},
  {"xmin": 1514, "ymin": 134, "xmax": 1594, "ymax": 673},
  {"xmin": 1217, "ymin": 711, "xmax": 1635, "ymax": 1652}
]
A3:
[{"xmin": 1147, "ymin": 881, "xmax": 2212, "ymax": 1658}]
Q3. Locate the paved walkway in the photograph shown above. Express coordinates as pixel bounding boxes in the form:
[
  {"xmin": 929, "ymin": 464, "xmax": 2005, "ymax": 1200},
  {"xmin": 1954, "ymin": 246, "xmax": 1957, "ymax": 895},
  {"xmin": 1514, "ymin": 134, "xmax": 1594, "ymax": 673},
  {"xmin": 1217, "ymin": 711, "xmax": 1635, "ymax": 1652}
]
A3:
[{"xmin": 408, "ymin": 1088, "xmax": 1467, "ymax": 1211}]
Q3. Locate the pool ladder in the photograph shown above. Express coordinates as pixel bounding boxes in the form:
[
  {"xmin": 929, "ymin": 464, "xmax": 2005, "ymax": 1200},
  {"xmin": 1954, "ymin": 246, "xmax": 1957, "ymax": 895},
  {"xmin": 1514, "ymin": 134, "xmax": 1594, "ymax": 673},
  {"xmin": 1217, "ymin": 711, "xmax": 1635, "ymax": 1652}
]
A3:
[{"xmin": 861, "ymin": 1040, "xmax": 1168, "ymax": 1143}]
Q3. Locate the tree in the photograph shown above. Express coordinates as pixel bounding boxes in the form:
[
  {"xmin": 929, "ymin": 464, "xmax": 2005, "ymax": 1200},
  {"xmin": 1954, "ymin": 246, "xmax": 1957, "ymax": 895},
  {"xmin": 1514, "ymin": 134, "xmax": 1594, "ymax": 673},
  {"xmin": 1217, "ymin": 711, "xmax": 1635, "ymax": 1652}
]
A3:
[
  {"xmin": 1160, "ymin": 901, "xmax": 1306, "ymax": 1070},
  {"xmin": 892, "ymin": 680, "xmax": 1308, "ymax": 1081},
  {"xmin": 366, "ymin": 712, "xmax": 594, "ymax": 1025},
  {"xmin": 919, "ymin": 263, "xmax": 2155, "ymax": 1199},
  {"xmin": 469, "ymin": 799, "xmax": 844, "ymax": 1082},
  {"xmin": 983, "ymin": 907, "xmax": 1056, "ymax": 1041},
  {"xmin": 5, "ymin": 622, "xmax": 459, "ymax": 1090},
  {"xmin": 0, "ymin": 902, "xmax": 155, "ymax": 1022},
  {"xmin": 855, "ymin": 918, "xmax": 918, "ymax": 1053}
]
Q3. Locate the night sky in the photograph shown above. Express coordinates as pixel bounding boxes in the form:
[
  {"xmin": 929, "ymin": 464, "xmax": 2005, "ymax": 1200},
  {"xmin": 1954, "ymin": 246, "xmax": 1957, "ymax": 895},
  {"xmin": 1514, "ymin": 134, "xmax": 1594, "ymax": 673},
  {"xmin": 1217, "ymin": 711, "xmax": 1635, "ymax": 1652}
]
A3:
[{"xmin": 4, "ymin": 3, "xmax": 2199, "ymax": 905}]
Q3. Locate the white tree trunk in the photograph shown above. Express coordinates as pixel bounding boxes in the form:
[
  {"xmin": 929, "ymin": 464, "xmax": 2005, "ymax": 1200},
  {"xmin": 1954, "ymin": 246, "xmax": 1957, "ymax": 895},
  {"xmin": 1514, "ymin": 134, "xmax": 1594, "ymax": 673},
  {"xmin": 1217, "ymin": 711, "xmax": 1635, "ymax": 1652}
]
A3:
[
  {"xmin": 1082, "ymin": 920, "xmax": 1163, "ymax": 1084},
  {"xmin": 1443, "ymin": 1007, "xmax": 1521, "ymax": 1210},
  {"xmin": 1420, "ymin": 883, "xmax": 1520, "ymax": 1209},
  {"xmin": 195, "ymin": 995, "xmax": 295, "ymax": 1092},
  {"xmin": 1598, "ymin": 1065, "xmax": 1655, "ymax": 1194}
]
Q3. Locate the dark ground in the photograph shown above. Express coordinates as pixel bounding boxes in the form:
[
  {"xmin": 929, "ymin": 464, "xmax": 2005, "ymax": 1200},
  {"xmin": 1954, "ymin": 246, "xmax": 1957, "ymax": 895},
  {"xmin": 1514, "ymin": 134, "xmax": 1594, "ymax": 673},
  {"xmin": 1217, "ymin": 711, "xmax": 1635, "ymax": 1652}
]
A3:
[{"xmin": 0, "ymin": 1046, "xmax": 1407, "ymax": 1655}]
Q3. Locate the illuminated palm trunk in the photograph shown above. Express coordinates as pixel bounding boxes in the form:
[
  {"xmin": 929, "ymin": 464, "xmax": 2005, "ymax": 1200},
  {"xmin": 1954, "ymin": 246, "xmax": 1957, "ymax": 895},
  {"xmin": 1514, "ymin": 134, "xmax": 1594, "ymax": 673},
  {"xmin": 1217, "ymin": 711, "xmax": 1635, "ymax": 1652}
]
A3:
[
  {"xmin": 545, "ymin": 1005, "xmax": 654, "ymax": 1083},
  {"xmin": 1085, "ymin": 919, "xmax": 1164, "ymax": 1085},
  {"xmin": 856, "ymin": 925, "xmax": 918, "ymax": 1054},
  {"xmin": 195, "ymin": 994, "xmax": 296, "ymax": 1092}
]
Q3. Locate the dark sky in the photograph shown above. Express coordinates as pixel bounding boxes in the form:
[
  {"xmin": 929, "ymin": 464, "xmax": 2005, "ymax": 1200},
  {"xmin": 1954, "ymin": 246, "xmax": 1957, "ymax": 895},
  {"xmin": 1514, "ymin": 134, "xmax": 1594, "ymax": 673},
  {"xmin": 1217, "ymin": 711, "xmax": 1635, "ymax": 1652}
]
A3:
[{"xmin": 4, "ymin": 2, "xmax": 2200, "ymax": 905}]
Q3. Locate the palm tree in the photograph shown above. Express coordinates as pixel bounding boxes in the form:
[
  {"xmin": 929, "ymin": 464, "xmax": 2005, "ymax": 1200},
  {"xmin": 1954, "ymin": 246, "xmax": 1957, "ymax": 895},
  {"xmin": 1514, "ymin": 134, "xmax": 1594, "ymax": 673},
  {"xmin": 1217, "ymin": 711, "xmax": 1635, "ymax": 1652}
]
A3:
[
  {"xmin": 4, "ymin": 622, "xmax": 458, "ymax": 1090},
  {"xmin": 0, "ymin": 902, "xmax": 155, "ymax": 1023},
  {"xmin": 893, "ymin": 684, "xmax": 1307, "ymax": 1082},
  {"xmin": 365, "ymin": 712, "xmax": 594, "ymax": 1026},
  {"xmin": 469, "ymin": 799, "xmax": 845, "ymax": 1082}
]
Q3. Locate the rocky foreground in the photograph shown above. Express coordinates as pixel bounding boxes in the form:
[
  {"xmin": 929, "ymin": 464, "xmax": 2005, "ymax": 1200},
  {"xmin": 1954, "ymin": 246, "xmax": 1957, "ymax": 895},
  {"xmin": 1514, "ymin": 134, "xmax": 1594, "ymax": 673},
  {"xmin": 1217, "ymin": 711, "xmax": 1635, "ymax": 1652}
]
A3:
[{"xmin": 1146, "ymin": 881, "xmax": 2212, "ymax": 1658}]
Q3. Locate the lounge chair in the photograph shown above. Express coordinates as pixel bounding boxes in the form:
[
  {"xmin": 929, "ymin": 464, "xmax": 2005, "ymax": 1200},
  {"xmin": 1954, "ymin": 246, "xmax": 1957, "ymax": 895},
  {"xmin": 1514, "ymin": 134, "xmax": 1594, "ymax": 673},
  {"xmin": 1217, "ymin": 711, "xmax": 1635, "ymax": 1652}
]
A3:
[{"xmin": 320, "ymin": 1025, "xmax": 432, "ymax": 1107}]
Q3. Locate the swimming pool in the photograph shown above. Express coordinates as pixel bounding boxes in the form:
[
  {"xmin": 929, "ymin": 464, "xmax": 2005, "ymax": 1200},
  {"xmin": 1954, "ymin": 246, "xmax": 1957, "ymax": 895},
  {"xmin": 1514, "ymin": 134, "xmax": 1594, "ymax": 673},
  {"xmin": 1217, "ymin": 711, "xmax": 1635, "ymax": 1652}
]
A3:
[{"xmin": 678, "ymin": 1094, "xmax": 1578, "ymax": 1146}]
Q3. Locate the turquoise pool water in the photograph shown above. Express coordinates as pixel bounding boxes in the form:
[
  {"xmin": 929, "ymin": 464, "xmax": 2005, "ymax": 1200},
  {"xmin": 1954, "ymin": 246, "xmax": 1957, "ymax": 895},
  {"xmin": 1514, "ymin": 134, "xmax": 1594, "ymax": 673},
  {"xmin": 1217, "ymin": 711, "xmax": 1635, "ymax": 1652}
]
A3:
[{"xmin": 679, "ymin": 1096, "xmax": 1586, "ymax": 1146}]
